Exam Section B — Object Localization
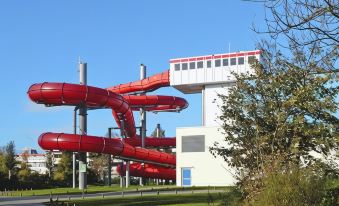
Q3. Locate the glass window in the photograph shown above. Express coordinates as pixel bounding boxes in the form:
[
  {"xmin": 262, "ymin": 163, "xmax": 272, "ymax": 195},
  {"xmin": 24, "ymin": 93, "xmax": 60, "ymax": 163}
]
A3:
[
  {"xmin": 215, "ymin": 59, "xmax": 221, "ymax": 67},
  {"xmin": 230, "ymin": 58, "xmax": 237, "ymax": 66},
  {"xmin": 238, "ymin": 57, "xmax": 244, "ymax": 65},
  {"xmin": 222, "ymin": 59, "xmax": 228, "ymax": 66},
  {"xmin": 197, "ymin": 61, "xmax": 203, "ymax": 68},
  {"xmin": 182, "ymin": 135, "xmax": 205, "ymax": 152},
  {"xmin": 248, "ymin": 56, "xmax": 256, "ymax": 64},
  {"xmin": 207, "ymin": 60, "xmax": 211, "ymax": 68},
  {"xmin": 182, "ymin": 63, "xmax": 188, "ymax": 70},
  {"xmin": 189, "ymin": 62, "xmax": 195, "ymax": 69},
  {"xmin": 174, "ymin": 63, "xmax": 180, "ymax": 71}
]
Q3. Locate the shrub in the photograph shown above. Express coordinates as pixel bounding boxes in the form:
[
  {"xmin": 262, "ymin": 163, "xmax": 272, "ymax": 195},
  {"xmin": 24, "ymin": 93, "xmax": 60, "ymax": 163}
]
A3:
[{"xmin": 247, "ymin": 166, "xmax": 329, "ymax": 206}]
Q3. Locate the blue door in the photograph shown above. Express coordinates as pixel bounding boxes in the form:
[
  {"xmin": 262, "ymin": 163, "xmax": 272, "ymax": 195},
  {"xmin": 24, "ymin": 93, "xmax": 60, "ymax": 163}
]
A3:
[{"xmin": 182, "ymin": 168, "xmax": 191, "ymax": 186}]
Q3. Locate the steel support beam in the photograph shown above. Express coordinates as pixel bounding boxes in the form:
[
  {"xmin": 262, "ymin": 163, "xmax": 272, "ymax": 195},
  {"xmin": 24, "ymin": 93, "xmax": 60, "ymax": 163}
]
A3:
[
  {"xmin": 139, "ymin": 64, "xmax": 146, "ymax": 186},
  {"xmin": 73, "ymin": 108, "xmax": 77, "ymax": 188},
  {"xmin": 78, "ymin": 62, "xmax": 87, "ymax": 190}
]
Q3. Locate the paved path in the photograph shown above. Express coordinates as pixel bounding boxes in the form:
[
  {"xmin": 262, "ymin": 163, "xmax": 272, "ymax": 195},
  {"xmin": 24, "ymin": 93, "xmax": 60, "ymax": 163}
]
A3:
[{"xmin": 0, "ymin": 189, "xmax": 223, "ymax": 205}]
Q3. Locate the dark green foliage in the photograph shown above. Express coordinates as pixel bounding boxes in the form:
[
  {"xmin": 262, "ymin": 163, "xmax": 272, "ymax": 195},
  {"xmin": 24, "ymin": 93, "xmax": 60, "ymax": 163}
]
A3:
[
  {"xmin": 53, "ymin": 152, "xmax": 72, "ymax": 186},
  {"xmin": 247, "ymin": 165, "xmax": 328, "ymax": 206},
  {"xmin": 87, "ymin": 167, "xmax": 100, "ymax": 184},
  {"xmin": 210, "ymin": 46, "xmax": 338, "ymax": 203},
  {"xmin": 219, "ymin": 187, "xmax": 242, "ymax": 206},
  {"xmin": 4, "ymin": 141, "xmax": 16, "ymax": 180}
]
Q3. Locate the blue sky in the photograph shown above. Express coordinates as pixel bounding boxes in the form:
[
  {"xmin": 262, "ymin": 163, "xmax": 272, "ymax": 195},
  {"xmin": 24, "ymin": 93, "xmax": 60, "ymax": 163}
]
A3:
[{"xmin": 0, "ymin": 1, "xmax": 265, "ymax": 152}]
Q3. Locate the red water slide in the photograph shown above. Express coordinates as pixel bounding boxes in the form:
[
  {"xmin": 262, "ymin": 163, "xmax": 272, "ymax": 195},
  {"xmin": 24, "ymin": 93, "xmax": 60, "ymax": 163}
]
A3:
[
  {"xmin": 116, "ymin": 163, "xmax": 176, "ymax": 180},
  {"xmin": 28, "ymin": 70, "xmax": 186, "ymax": 180}
]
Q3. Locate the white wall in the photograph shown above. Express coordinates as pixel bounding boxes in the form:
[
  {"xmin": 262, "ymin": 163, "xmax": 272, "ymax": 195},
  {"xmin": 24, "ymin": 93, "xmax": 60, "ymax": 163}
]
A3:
[
  {"xmin": 176, "ymin": 126, "xmax": 235, "ymax": 186},
  {"xmin": 203, "ymin": 84, "xmax": 233, "ymax": 127},
  {"xmin": 170, "ymin": 51, "xmax": 259, "ymax": 87}
]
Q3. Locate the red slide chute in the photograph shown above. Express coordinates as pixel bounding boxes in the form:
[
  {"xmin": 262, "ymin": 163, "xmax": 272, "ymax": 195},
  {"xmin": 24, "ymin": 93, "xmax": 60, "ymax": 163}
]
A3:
[{"xmin": 28, "ymin": 70, "xmax": 186, "ymax": 180}]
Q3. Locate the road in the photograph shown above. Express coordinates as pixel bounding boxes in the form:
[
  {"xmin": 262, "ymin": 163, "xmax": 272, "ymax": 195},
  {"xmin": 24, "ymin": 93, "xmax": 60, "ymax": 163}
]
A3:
[{"xmin": 0, "ymin": 188, "xmax": 223, "ymax": 205}]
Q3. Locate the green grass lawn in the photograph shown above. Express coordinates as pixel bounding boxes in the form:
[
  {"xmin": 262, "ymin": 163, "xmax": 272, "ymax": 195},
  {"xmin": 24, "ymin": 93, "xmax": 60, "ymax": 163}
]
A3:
[
  {"xmin": 60, "ymin": 193, "xmax": 225, "ymax": 206},
  {"xmin": 1, "ymin": 185, "xmax": 229, "ymax": 197},
  {"xmin": 2, "ymin": 185, "xmax": 163, "ymax": 197}
]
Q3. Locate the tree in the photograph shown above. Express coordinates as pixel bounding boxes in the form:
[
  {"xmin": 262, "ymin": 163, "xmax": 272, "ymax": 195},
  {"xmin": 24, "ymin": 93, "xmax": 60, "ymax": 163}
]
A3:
[
  {"xmin": 150, "ymin": 124, "xmax": 166, "ymax": 137},
  {"xmin": 0, "ymin": 149, "xmax": 6, "ymax": 186},
  {"xmin": 53, "ymin": 152, "xmax": 72, "ymax": 185},
  {"xmin": 252, "ymin": 0, "xmax": 338, "ymax": 71},
  {"xmin": 45, "ymin": 150, "xmax": 54, "ymax": 179},
  {"xmin": 89, "ymin": 153, "xmax": 109, "ymax": 182},
  {"xmin": 0, "ymin": 147, "xmax": 7, "ymax": 174},
  {"xmin": 4, "ymin": 141, "xmax": 16, "ymax": 180},
  {"xmin": 210, "ymin": 48, "xmax": 338, "ymax": 200},
  {"xmin": 17, "ymin": 151, "xmax": 31, "ymax": 182}
]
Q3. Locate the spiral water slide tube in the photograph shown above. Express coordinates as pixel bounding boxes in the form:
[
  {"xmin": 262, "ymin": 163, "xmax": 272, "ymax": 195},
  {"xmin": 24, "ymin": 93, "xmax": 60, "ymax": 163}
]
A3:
[{"xmin": 28, "ymin": 70, "xmax": 187, "ymax": 180}]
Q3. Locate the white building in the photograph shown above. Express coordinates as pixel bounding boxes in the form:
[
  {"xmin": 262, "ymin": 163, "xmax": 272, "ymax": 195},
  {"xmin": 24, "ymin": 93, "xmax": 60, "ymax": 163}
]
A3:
[
  {"xmin": 16, "ymin": 148, "xmax": 61, "ymax": 174},
  {"xmin": 170, "ymin": 50, "xmax": 260, "ymax": 186}
]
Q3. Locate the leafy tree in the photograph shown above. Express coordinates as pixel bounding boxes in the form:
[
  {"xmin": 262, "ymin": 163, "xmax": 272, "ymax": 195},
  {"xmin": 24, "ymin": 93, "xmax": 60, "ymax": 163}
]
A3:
[
  {"xmin": 53, "ymin": 152, "xmax": 72, "ymax": 185},
  {"xmin": 210, "ymin": 48, "xmax": 338, "ymax": 199},
  {"xmin": 17, "ymin": 151, "xmax": 31, "ymax": 182},
  {"xmin": 0, "ymin": 149, "xmax": 7, "ymax": 186},
  {"xmin": 0, "ymin": 147, "xmax": 7, "ymax": 174},
  {"xmin": 89, "ymin": 153, "xmax": 109, "ymax": 182},
  {"xmin": 45, "ymin": 150, "xmax": 54, "ymax": 179},
  {"xmin": 4, "ymin": 141, "xmax": 16, "ymax": 180},
  {"xmin": 211, "ymin": 0, "xmax": 339, "ymax": 202}
]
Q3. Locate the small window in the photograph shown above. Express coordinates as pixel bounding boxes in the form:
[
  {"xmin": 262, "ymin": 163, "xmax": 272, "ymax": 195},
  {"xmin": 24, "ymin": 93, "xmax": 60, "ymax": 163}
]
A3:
[
  {"xmin": 230, "ymin": 58, "xmax": 237, "ymax": 66},
  {"xmin": 222, "ymin": 59, "xmax": 228, "ymax": 66},
  {"xmin": 189, "ymin": 62, "xmax": 195, "ymax": 69},
  {"xmin": 248, "ymin": 56, "xmax": 256, "ymax": 64},
  {"xmin": 174, "ymin": 63, "xmax": 180, "ymax": 71},
  {"xmin": 182, "ymin": 135, "xmax": 205, "ymax": 152},
  {"xmin": 238, "ymin": 57, "xmax": 244, "ymax": 65},
  {"xmin": 182, "ymin": 63, "xmax": 188, "ymax": 70},
  {"xmin": 207, "ymin": 60, "xmax": 211, "ymax": 68},
  {"xmin": 215, "ymin": 59, "xmax": 221, "ymax": 67},
  {"xmin": 197, "ymin": 61, "xmax": 203, "ymax": 68}
]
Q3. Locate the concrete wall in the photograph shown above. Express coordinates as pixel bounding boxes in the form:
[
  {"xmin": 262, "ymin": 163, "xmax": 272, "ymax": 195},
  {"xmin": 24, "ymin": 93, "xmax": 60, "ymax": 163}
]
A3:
[
  {"xmin": 176, "ymin": 126, "xmax": 235, "ymax": 186},
  {"xmin": 203, "ymin": 84, "xmax": 233, "ymax": 127}
]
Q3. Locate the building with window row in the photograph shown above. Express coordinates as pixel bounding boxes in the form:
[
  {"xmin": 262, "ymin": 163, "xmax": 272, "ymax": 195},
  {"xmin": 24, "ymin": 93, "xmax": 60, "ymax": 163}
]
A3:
[
  {"xmin": 16, "ymin": 148, "xmax": 61, "ymax": 174},
  {"xmin": 169, "ymin": 50, "xmax": 260, "ymax": 186}
]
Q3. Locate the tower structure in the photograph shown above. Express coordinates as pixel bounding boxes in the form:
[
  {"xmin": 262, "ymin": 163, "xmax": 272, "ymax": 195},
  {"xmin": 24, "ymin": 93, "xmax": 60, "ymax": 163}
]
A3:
[{"xmin": 169, "ymin": 50, "xmax": 260, "ymax": 186}]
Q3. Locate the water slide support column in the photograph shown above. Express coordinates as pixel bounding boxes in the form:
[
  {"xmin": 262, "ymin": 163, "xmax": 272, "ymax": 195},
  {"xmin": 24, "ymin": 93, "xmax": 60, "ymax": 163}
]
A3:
[
  {"xmin": 139, "ymin": 64, "xmax": 146, "ymax": 186},
  {"xmin": 78, "ymin": 62, "xmax": 87, "ymax": 190}
]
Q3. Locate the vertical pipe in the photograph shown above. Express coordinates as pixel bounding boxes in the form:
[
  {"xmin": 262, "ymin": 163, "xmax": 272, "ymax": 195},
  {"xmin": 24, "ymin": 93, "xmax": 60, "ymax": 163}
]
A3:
[
  {"xmin": 73, "ymin": 109, "xmax": 77, "ymax": 188},
  {"xmin": 140, "ymin": 64, "xmax": 146, "ymax": 147},
  {"xmin": 120, "ymin": 120, "xmax": 127, "ymax": 187},
  {"xmin": 79, "ymin": 62, "xmax": 87, "ymax": 190},
  {"xmin": 202, "ymin": 86, "xmax": 205, "ymax": 126},
  {"xmin": 126, "ymin": 161, "xmax": 130, "ymax": 188},
  {"xmin": 108, "ymin": 128, "xmax": 112, "ymax": 186},
  {"xmin": 139, "ymin": 64, "xmax": 146, "ymax": 186},
  {"xmin": 120, "ymin": 162, "xmax": 124, "ymax": 188},
  {"xmin": 156, "ymin": 123, "xmax": 160, "ymax": 138},
  {"xmin": 156, "ymin": 123, "xmax": 160, "ymax": 185}
]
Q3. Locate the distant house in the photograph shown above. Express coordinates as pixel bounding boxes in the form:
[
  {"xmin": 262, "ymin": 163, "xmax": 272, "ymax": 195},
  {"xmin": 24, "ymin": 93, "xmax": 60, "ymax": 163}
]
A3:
[{"xmin": 16, "ymin": 147, "xmax": 61, "ymax": 174}]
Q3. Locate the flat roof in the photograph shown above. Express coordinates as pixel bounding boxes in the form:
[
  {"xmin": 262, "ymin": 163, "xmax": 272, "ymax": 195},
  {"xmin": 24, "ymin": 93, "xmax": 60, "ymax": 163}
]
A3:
[{"xmin": 169, "ymin": 50, "xmax": 260, "ymax": 63}]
